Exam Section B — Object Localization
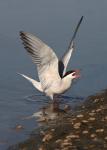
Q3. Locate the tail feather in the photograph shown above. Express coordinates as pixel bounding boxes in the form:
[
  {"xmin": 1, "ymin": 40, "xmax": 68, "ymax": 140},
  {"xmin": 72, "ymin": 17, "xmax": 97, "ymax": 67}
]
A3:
[{"xmin": 18, "ymin": 73, "xmax": 43, "ymax": 92}]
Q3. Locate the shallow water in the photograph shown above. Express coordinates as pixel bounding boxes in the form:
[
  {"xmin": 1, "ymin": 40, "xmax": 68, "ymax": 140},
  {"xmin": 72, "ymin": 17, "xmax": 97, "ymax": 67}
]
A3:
[{"xmin": 0, "ymin": 0, "xmax": 107, "ymax": 149}]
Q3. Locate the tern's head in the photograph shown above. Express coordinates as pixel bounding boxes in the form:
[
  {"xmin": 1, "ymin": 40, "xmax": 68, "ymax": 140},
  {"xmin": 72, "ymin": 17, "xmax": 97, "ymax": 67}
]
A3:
[{"xmin": 63, "ymin": 69, "xmax": 80, "ymax": 79}]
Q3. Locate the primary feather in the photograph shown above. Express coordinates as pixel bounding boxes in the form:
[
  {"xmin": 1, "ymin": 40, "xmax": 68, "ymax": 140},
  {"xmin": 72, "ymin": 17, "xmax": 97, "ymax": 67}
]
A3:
[{"xmin": 20, "ymin": 32, "xmax": 61, "ymax": 92}]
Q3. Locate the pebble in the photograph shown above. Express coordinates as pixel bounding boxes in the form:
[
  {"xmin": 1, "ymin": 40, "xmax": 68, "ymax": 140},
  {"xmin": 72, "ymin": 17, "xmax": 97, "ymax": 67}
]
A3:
[
  {"xmin": 82, "ymin": 130, "xmax": 89, "ymax": 134},
  {"xmin": 82, "ymin": 106, "xmax": 85, "ymax": 109},
  {"xmin": 64, "ymin": 105, "xmax": 71, "ymax": 111},
  {"xmin": 63, "ymin": 139, "xmax": 70, "ymax": 143},
  {"xmin": 39, "ymin": 145, "xmax": 46, "ymax": 150},
  {"xmin": 89, "ymin": 112, "xmax": 95, "ymax": 116},
  {"xmin": 73, "ymin": 122, "xmax": 81, "ymax": 129},
  {"xmin": 82, "ymin": 120, "xmax": 88, "ymax": 123},
  {"xmin": 88, "ymin": 117, "xmax": 95, "ymax": 121},
  {"xmin": 55, "ymin": 139, "xmax": 62, "ymax": 144},
  {"xmin": 96, "ymin": 129, "xmax": 104, "ymax": 133},
  {"xmin": 90, "ymin": 134, "xmax": 96, "ymax": 138},
  {"xmin": 96, "ymin": 109, "xmax": 102, "ymax": 112},
  {"xmin": 40, "ymin": 131, "xmax": 45, "ymax": 136},
  {"xmin": 66, "ymin": 134, "xmax": 79, "ymax": 139},
  {"xmin": 76, "ymin": 114, "xmax": 84, "ymax": 118},
  {"xmin": 94, "ymin": 99, "xmax": 99, "ymax": 103},
  {"xmin": 15, "ymin": 124, "xmax": 24, "ymax": 131},
  {"xmin": 105, "ymin": 116, "xmax": 107, "ymax": 120},
  {"xmin": 38, "ymin": 117, "xmax": 47, "ymax": 122},
  {"xmin": 91, "ymin": 110, "xmax": 96, "ymax": 113},
  {"xmin": 42, "ymin": 133, "xmax": 53, "ymax": 142},
  {"xmin": 51, "ymin": 128, "xmax": 55, "ymax": 132}
]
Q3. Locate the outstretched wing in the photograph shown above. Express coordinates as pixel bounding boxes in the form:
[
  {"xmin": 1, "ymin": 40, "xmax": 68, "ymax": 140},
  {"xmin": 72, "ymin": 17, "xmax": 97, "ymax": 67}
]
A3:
[
  {"xmin": 59, "ymin": 16, "xmax": 83, "ymax": 77},
  {"xmin": 20, "ymin": 31, "xmax": 61, "ymax": 91}
]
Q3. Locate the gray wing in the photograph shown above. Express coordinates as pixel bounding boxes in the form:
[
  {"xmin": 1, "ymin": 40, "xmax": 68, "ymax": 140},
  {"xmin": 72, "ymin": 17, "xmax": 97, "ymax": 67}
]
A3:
[
  {"xmin": 59, "ymin": 16, "xmax": 83, "ymax": 77},
  {"xmin": 20, "ymin": 31, "xmax": 61, "ymax": 90}
]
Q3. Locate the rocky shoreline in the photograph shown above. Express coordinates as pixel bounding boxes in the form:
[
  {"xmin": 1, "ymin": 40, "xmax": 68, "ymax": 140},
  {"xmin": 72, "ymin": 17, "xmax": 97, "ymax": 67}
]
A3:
[{"xmin": 8, "ymin": 90, "xmax": 107, "ymax": 150}]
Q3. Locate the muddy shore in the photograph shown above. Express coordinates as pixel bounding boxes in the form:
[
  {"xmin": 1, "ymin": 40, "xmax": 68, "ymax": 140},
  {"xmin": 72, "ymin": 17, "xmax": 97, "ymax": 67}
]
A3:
[{"xmin": 8, "ymin": 90, "xmax": 107, "ymax": 150}]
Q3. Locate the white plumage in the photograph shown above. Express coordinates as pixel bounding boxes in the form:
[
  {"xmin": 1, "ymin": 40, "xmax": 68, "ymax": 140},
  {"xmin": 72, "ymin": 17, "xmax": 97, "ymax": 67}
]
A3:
[{"xmin": 19, "ymin": 16, "xmax": 83, "ymax": 100}]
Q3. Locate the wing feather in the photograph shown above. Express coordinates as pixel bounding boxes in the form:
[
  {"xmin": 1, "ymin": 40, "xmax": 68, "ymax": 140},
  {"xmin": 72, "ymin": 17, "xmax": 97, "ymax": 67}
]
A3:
[
  {"xmin": 20, "ymin": 31, "xmax": 61, "ymax": 90},
  {"xmin": 60, "ymin": 16, "xmax": 83, "ymax": 77}
]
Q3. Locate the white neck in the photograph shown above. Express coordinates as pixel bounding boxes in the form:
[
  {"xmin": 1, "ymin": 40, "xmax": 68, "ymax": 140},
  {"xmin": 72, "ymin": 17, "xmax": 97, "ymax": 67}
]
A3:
[{"xmin": 60, "ymin": 75, "xmax": 73, "ymax": 92}]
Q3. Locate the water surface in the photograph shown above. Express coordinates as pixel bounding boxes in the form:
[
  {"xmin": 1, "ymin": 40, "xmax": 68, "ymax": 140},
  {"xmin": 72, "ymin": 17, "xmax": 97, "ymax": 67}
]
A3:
[{"xmin": 0, "ymin": 0, "xmax": 107, "ymax": 149}]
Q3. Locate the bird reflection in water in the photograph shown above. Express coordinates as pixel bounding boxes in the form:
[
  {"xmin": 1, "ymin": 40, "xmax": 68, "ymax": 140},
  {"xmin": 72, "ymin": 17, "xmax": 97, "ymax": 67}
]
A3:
[{"xmin": 32, "ymin": 99, "xmax": 71, "ymax": 122}]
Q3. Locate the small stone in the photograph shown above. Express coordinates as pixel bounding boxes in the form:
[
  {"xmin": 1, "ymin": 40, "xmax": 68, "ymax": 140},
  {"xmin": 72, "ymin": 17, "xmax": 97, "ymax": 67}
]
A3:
[
  {"xmin": 39, "ymin": 145, "xmax": 46, "ymax": 150},
  {"xmin": 51, "ymin": 128, "xmax": 55, "ymax": 132},
  {"xmin": 40, "ymin": 131, "xmax": 45, "ymax": 136},
  {"xmin": 42, "ymin": 133, "xmax": 53, "ymax": 142},
  {"xmin": 82, "ymin": 130, "xmax": 89, "ymax": 134},
  {"xmin": 76, "ymin": 114, "xmax": 84, "ymax": 118},
  {"xmin": 89, "ymin": 126, "xmax": 93, "ymax": 129},
  {"xmin": 105, "ymin": 116, "xmax": 107, "ymax": 120},
  {"xmin": 96, "ymin": 129, "xmax": 104, "ymax": 133},
  {"xmin": 88, "ymin": 117, "xmax": 95, "ymax": 121},
  {"xmin": 55, "ymin": 139, "xmax": 62, "ymax": 144},
  {"xmin": 38, "ymin": 117, "xmax": 47, "ymax": 122},
  {"xmin": 63, "ymin": 139, "xmax": 70, "ymax": 143},
  {"xmin": 89, "ymin": 112, "xmax": 95, "ymax": 116},
  {"xmin": 73, "ymin": 122, "xmax": 81, "ymax": 129},
  {"xmin": 94, "ymin": 99, "xmax": 99, "ymax": 103},
  {"xmin": 91, "ymin": 110, "xmax": 95, "ymax": 113},
  {"xmin": 66, "ymin": 134, "xmax": 79, "ymax": 139},
  {"xmin": 82, "ymin": 120, "xmax": 88, "ymax": 123},
  {"xmin": 82, "ymin": 105, "xmax": 85, "ymax": 109},
  {"xmin": 104, "ymin": 137, "xmax": 107, "ymax": 140},
  {"xmin": 90, "ymin": 134, "xmax": 96, "ymax": 138},
  {"xmin": 96, "ymin": 109, "xmax": 101, "ymax": 112},
  {"xmin": 64, "ymin": 105, "xmax": 71, "ymax": 111},
  {"xmin": 15, "ymin": 124, "xmax": 24, "ymax": 131}
]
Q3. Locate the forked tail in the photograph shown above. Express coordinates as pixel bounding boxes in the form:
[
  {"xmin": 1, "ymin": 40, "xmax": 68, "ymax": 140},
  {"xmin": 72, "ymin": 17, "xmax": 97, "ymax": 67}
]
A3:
[{"xmin": 18, "ymin": 73, "xmax": 43, "ymax": 92}]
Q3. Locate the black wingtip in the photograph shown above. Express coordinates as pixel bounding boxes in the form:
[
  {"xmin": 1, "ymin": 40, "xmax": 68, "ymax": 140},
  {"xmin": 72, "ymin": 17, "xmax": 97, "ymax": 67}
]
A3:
[
  {"xmin": 68, "ymin": 16, "xmax": 84, "ymax": 50},
  {"xmin": 20, "ymin": 31, "xmax": 26, "ymax": 37},
  {"xmin": 81, "ymin": 16, "xmax": 84, "ymax": 20},
  {"xmin": 80, "ymin": 16, "xmax": 84, "ymax": 24}
]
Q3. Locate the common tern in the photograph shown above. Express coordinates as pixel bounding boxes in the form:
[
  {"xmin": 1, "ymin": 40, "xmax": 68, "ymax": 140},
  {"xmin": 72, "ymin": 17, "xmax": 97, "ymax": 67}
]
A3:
[{"xmin": 19, "ymin": 16, "xmax": 83, "ymax": 101}]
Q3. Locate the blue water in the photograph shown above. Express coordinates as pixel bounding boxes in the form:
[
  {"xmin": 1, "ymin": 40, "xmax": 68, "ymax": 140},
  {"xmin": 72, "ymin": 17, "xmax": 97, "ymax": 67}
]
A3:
[{"xmin": 0, "ymin": 0, "xmax": 107, "ymax": 149}]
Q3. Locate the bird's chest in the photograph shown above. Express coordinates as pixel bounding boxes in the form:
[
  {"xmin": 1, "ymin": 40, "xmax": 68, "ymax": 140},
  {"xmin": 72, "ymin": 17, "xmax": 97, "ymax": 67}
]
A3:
[
  {"xmin": 61, "ymin": 80, "xmax": 72, "ymax": 93},
  {"xmin": 52, "ymin": 79, "xmax": 72, "ymax": 94}
]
